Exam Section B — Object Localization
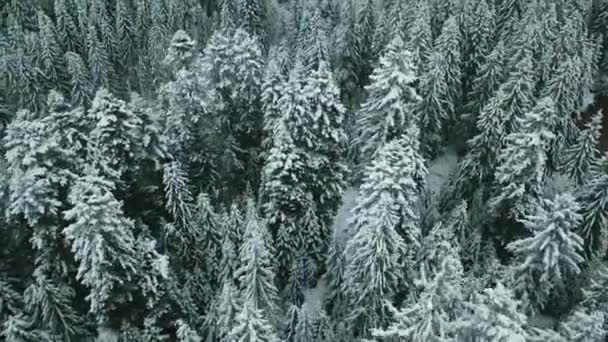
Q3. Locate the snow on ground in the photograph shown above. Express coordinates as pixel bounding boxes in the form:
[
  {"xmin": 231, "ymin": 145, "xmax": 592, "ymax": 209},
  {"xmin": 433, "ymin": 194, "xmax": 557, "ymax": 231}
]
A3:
[
  {"xmin": 303, "ymin": 278, "xmax": 327, "ymax": 314},
  {"xmin": 427, "ymin": 148, "xmax": 459, "ymax": 195},
  {"xmin": 331, "ymin": 187, "xmax": 358, "ymax": 246}
]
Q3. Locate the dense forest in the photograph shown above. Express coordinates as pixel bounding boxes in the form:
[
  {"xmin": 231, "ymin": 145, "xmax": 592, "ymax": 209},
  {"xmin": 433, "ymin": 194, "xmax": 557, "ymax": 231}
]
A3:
[{"xmin": 1, "ymin": 0, "xmax": 608, "ymax": 341}]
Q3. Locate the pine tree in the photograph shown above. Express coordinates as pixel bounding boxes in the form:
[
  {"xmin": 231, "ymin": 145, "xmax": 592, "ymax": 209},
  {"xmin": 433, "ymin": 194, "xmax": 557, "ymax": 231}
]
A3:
[
  {"xmin": 113, "ymin": 0, "xmax": 135, "ymax": 96},
  {"xmin": 64, "ymin": 51, "xmax": 93, "ymax": 107},
  {"xmin": 507, "ymin": 194, "xmax": 585, "ymax": 311},
  {"xmin": 1, "ymin": 314, "xmax": 52, "ymax": 342},
  {"xmin": 236, "ymin": 199, "xmax": 280, "ymax": 320},
  {"xmin": 54, "ymin": 0, "xmax": 82, "ymax": 54},
  {"xmin": 334, "ymin": 0, "xmax": 359, "ymax": 106},
  {"xmin": 489, "ymin": 98, "xmax": 556, "ymax": 218},
  {"xmin": 582, "ymin": 263, "xmax": 608, "ymax": 312},
  {"xmin": 36, "ymin": 11, "xmax": 65, "ymax": 89},
  {"xmin": 417, "ymin": 52, "xmax": 451, "ymax": 158},
  {"xmin": 23, "ymin": 274, "xmax": 86, "ymax": 341},
  {"xmin": 302, "ymin": 60, "xmax": 349, "ymax": 226},
  {"xmin": 88, "ymin": 89, "xmax": 143, "ymax": 176},
  {"xmin": 87, "ymin": 20, "xmax": 113, "ymax": 91},
  {"xmin": 354, "ymin": 36, "xmax": 421, "ymax": 171},
  {"xmin": 578, "ymin": 171, "xmax": 608, "ymax": 257},
  {"xmin": 343, "ymin": 136, "xmax": 426, "ymax": 336},
  {"xmin": 344, "ymin": 194, "xmax": 405, "ymax": 336},
  {"xmin": 228, "ymin": 302, "xmax": 279, "ymax": 342},
  {"xmin": 241, "ymin": 0, "xmax": 269, "ymax": 50},
  {"xmin": 455, "ymin": 283, "xmax": 528, "ymax": 342},
  {"xmin": 372, "ymin": 254, "xmax": 464, "ymax": 341},
  {"xmin": 461, "ymin": 0, "xmax": 494, "ymax": 102},
  {"xmin": 560, "ymin": 310, "xmax": 606, "ymax": 342},
  {"xmin": 560, "ymin": 111, "xmax": 603, "ymax": 185},
  {"xmin": 63, "ymin": 170, "xmax": 139, "ymax": 322},
  {"xmin": 353, "ymin": 0, "xmax": 377, "ymax": 87},
  {"xmin": 405, "ymin": 1, "xmax": 432, "ymax": 74},
  {"xmin": 461, "ymin": 41, "xmax": 506, "ymax": 139},
  {"xmin": 215, "ymin": 282, "xmax": 241, "ymax": 340},
  {"xmin": 432, "ymin": 15, "xmax": 462, "ymax": 120},
  {"xmin": 261, "ymin": 54, "xmax": 285, "ymax": 155},
  {"xmin": 262, "ymin": 119, "xmax": 307, "ymax": 279},
  {"xmin": 162, "ymin": 160, "xmax": 196, "ymax": 257},
  {"xmin": 192, "ymin": 192, "xmax": 223, "ymax": 301}
]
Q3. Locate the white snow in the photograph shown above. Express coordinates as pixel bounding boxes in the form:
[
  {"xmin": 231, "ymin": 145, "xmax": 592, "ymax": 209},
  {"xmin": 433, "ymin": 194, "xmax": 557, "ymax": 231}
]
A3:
[
  {"xmin": 427, "ymin": 147, "xmax": 459, "ymax": 195},
  {"xmin": 331, "ymin": 187, "xmax": 358, "ymax": 246},
  {"xmin": 303, "ymin": 278, "xmax": 327, "ymax": 314}
]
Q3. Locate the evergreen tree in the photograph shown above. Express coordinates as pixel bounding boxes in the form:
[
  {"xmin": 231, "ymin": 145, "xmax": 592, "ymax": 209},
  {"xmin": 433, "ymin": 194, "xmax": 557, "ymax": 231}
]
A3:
[
  {"xmin": 228, "ymin": 302, "xmax": 279, "ymax": 342},
  {"xmin": 54, "ymin": 0, "xmax": 82, "ymax": 54},
  {"xmin": 215, "ymin": 282, "xmax": 241, "ymax": 340},
  {"xmin": 236, "ymin": 199, "xmax": 280, "ymax": 320},
  {"xmin": 87, "ymin": 20, "xmax": 113, "ymax": 91},
  {"xmin": 63, "ymin": 170, "xmax": 139, "ymax": 322},
  {"xmin": 560, "ymin": 310, "xmax": 606, "ymax": 342},
  {"xmin": 560, "ymin": 111, "xmax": 603, "ymax": 185},
  {"xmin": 461, "ymin": 41, "xmax": 506, "ymax": 139},
  {"xmin": 578, "ymin": 170, "xmax": 608, "ymax": 257},
  {"xmin": 192, "ymin": 192, "xmax": 223, "ymax": 301},
  {"xmin": 404, "ymin": 1, "xmax": 432, "ymax": 74},
  {"xmin": 241, "ymin": 0, "xmax": 269, "ymax": 50},
  {"xmin": 417, "ymin": 52, "xmax": 451, "ymax": 158},
  {"xmin": 88, "ymin": 89, "xmax": 143, "ymax": 177},
  {"xmin": 343, "ymin": 135, "xmax": 426, "ymax": 337},
  {"xmin": 455, "ymin": 283, "xmax": 529, "ymax": 342},
  {"xmin": 23, "ymin": 274, "xmax": 86, "ymax": 341},
  {"xmin": 353, "ymin": 0, "xmax": 377, "ymax": 87},
  {"xmin": 302, "ymin": 60, "xmax": 349, "ymax": 226},
  {"xmin": 261, "ymin": 54, "xmax": 285, "ymax": 155},
  {"xmin": 372, "ymin": 255, "xmax": 464, "ymax": 341},
  {"xmin": 36, "ymin": 11, "xmax": 65, "ymax": 90},
  {"xmin": 507, "ymin": 194, "xmax": 585, "ymax": 311},
  {"xmin": 432, "ymin": 15, "xmax": 462, "ymax": 122},
  {"xmin": 64, "ymin": 51, "xmax": 93, "ymax": 107},
  {"xmin": 582, "ymin": 263, "xmax": 608, "ymax": 312},
  {"xmin": 354, "ymin": 36, "xmax": 421, "ymax": 172},
  {"xmin": 1, "ymin": 314, "xmax": 51, "ymax": 342},
  {"xmin": 489, "ymin": 98, "xmax": 556, "ymax": 219},
  {"xmin": 461, "ymin": 0, "xmax": 494, "ymax": 102}
]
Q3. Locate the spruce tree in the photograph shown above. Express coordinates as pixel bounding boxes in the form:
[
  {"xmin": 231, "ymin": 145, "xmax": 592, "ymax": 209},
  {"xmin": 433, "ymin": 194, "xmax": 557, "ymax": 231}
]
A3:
[
  {"xmin": 560, "ymin": 110, "xmax": 603, "ymax": 185},
  {"xmin": 354, "ymin": 0, "xmax": 377, "ymax": 87},
  {"xmin": 354, "ymin": 36, "xmax": 421, "ymax": 172},
  {"xmin": 507, "ymin": 194, "xmax": 585, "ymax": 311},
  {"xmin": 372, "ymin": 255, "xmax": 464, "ymax": 341},
  {"xmin": 432, "ymin": 15, "xmax": 462, "ymax": 120},
  {"xmin": 236, "ymin": 199, "xmax": 280, "ymax": 320},
  {"xmin": 456, "ymin": 283, "xmax": 529, "ymax": 342},
  {"xmin": 578, "ymin": 170, "xmax": 608, "ymax": 257},
  {"xmin": 560, "ymin": 310, "xmax": 606, "ymax": 342},
  {"xmin": 417, "ymin": 52, "xmax": 451, "ymax": 158},
  {"xmin": 63, "ymin": 170, "xmax": 139, "ymax": 322},
  {"xmin": 54, "ymin": 0, "xmax": 82, "ymax": 54},
  {"xmin": 461, "ymin": 42, "xmax": 506, "ymax": 139},
  {"xmin": 228, "ymin": 302, "xmax": 279, "ymax": 342},
  {"xmin": 23, "ymin": 274, "xmax": 86, "ymax": 341},
  {"xmin": 64, "ymin": 51, "xmax": 93, "ymax": 107},
  {"xmin": 241, "ymin": 0, "xmax": 269, "ymax": 50},
  {"xmin": 404, "ymin": 1, "xmax": 432, "ymax": 74},
  {"xmin": 302, "ymin": 60, "xmax": 349, "ymax": 226},
  {"xmin": 489, "ymin": 98, "xmax": 556, "ymax": 219},
  {"xmin": 343, "ymin": 135, "xmax": 426, "ymax": 336}
]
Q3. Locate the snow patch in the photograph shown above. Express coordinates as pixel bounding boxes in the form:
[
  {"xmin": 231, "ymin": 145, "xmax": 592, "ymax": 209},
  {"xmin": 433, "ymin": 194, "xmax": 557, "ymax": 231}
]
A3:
[
  {"xmin": 427, "ymin": 148, "xmax": 459, "ymax": 195},
  {"xmin": 331, "ymin": 187, "xmax": 358, "ymax": 242},
  {"xmin": 303, "ymin": 279, "xmax": 327, "ymax": 314}
]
